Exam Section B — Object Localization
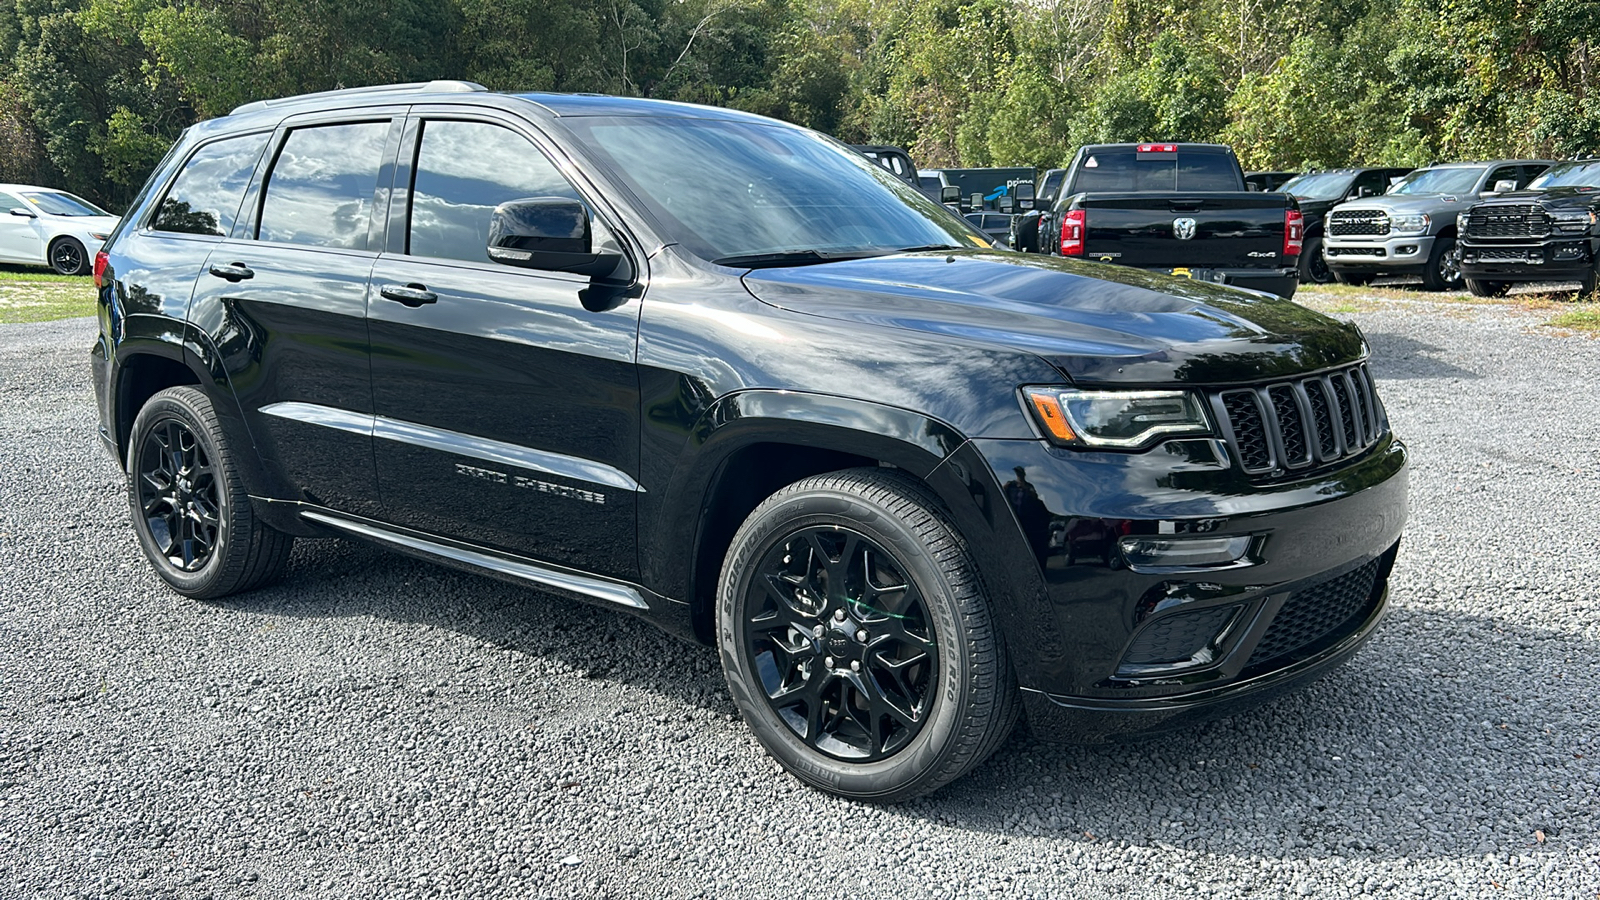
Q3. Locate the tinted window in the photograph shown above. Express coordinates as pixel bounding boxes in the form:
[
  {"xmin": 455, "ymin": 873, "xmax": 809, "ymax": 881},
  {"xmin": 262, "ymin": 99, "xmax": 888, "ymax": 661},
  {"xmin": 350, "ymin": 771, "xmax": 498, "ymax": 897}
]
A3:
[
  {"xmin": 1282, "ymin": 172, "xmax": 1355, "ymax": 201},
  {"xmin": 1073, "ymin": 150, "xmax": 1237, "ymax": 192},
  {"xmin": 151, "ymin": 134, "xmax": 269, "ymax": 237},
  {"xmin": 258, "ymin": 122, "xmax": 390, "ymax": 249},
  {"xmin": 408, "ymin": 120, "xmax": 580, "ymax": 263},
  {"xmin": 0, "ymin": 191, "xmax": 23, "ymax": 211},
  {"xmin": 20, "ymin": 191, "xmax": 110, "ymax": 217},
  {"xmin": 1353, "ymin": 171, "xmax": 1389, "ymax": 196},
  {"xmin": 1486, "ymin": 166, "xmax": 1525, "ymax": 191},
  {"xmin": 1389, "ymin": 167, "xmax": 1484, "ymax": 196},
  {"xmin": 1528, "ymin": 161, "xmax": 1600, "ymax": 189}
]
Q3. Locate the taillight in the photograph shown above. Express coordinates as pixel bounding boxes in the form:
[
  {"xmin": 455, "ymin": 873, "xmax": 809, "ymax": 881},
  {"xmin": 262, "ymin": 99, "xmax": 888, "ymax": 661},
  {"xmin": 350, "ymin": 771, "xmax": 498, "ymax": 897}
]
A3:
[
  {"xmin": 1284, "ymin": 209, "xmax": 1304, "ymax": 257},
  {"xmin": 1060, "ymin": 209, "xmax": 1086, "ymax": 256},
  {"xmin": 93, "ymin": 250, "xmax": 109, "ymax": 289}
]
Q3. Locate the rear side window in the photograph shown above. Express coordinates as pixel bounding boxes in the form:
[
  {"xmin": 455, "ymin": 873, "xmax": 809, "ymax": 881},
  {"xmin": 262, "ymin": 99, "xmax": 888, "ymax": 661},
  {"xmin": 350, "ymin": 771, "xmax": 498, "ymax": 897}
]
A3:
[
  {"xmin": 407, "ymin": 120, "xmax": 581, "ymax": 263},
  {"xmin": 151, "ymin": 134, "xmax": 269, "ymax": 237},
  {"xmin": 258, "ymin": 122, "xmax": 391, "ymax": 250}
]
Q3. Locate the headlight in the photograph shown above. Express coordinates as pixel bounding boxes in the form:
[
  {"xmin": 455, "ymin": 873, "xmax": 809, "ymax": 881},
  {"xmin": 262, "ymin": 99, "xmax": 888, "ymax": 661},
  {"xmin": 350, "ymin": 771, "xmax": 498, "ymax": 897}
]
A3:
[
  {"xmin": 1551, "ymin": 210, "xmax": 1596, "ymax": 233},
  {"xmin": 1390, "ymin": 213, "xmax": 1429, "ymax": 235},
  {"xmin": 1456, "ymin": 212, "xmax": 1469, "ymax": 232},
  {"xmin": 1022, "ymin": 387, "xmax": 1212, "ymax": 449}
]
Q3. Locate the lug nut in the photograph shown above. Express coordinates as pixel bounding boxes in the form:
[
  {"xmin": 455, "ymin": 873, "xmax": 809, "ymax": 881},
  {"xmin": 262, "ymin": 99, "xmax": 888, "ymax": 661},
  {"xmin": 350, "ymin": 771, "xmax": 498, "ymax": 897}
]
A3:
[
  {"xmin": 850, "ymin": 660, "xmax": 861, "ymax": 672},
  {"xmin": 834, "ymin": 609, "xmax": 847, "ymax": 622},
  {"xmin": 813, "ymin": 625, "xmax": 825, "ymax": 638},
  {"xmin": 824, "ymin": 657, "xmax": 834, "ymax": 668},
  {"xmin": 856, "ymin": 629, "xmax": 868, "ymax": 642}
]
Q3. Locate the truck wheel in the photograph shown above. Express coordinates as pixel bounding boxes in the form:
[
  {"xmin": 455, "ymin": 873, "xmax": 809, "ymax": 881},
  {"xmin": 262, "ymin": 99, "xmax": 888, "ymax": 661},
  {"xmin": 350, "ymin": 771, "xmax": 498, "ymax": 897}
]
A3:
[
  {"xmin": 1299, "ymin": 237, "xmax": 1333, "ymax": 284},
  {"xmin": 717, "ymin": 468, "xmax": 1018, "ymax": 802},
  {"xmin": 1464, "ymin": 278, "xmax": 1510, "ymax": 298},
  {"xmin": 1580, "ymin": 266, "xmax": 1597, "ymax": 299},
  {"xmin": 1421, "ymin": 237, "xmax": 1463, "ymax": 291},
  {"xmin": 127, "ymin": 386, "xmax": 294, "ymax": 599},
  {"xmin": 1332, "ymin": 270, "xmax": 1374, "ymax": 287},
  {"xmin": 1011, "ymin": 213, "xmax": 1041, "ymax": 253}
]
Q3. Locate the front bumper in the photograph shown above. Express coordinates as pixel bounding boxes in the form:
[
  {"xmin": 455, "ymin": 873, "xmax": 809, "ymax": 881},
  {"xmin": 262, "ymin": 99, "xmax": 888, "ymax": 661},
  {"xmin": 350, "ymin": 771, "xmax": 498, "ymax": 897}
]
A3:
[
  {"xmin": 964, "ymin": 432, "xmax": 1408, "ymax": 743},
  {"xmin": 1323, "ymin": 233, "xmax": 1437, "ymax": 273},
  {"xmin": 1460, "ymin": 239, "xmax": 1595, "ymax": 283}
]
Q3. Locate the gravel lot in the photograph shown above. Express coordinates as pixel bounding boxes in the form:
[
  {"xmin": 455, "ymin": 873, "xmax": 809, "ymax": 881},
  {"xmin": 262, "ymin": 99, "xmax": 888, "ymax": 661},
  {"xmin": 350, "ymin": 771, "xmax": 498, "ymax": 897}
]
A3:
[{"xmin": 2, "ymin": 297, "xmax": 1597, "ymax": 899}]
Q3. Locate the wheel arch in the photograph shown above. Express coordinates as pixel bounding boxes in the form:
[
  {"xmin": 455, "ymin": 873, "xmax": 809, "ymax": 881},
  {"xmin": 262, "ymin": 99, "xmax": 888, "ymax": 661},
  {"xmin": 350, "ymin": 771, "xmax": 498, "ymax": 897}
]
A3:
[{"xmin": 110, "ymin": 344, "xmax": 205, "ymax": 467}]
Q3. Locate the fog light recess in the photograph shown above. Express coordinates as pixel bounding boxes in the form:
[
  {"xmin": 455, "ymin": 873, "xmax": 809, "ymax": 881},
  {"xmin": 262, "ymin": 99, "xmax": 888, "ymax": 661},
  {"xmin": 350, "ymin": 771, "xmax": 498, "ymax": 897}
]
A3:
[{"xmin": 1120, "ymin": 535, "xmax": 1252, "ymax": 570}]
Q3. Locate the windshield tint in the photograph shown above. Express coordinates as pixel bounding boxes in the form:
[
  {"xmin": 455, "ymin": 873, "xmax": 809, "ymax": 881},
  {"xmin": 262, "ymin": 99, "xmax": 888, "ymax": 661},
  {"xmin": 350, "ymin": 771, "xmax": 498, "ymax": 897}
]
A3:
[
  {"xmin": 1528, "ymin": 161, "xmax": 1600, "ymax": 190},
  {"xmin": 1389, "ymin": 167, "xmax": 1485, "ymax": 196},
  {"xmin": 568, "ymin": 117, "xmax": 981, "ymax": 263},
  {"xmin": 20, "ymin": 191, "xmax": 110, "ymax": 216},
  {"xmin": 1279, "ymin": 172, "xmax": 1355, "ymax": 201}
]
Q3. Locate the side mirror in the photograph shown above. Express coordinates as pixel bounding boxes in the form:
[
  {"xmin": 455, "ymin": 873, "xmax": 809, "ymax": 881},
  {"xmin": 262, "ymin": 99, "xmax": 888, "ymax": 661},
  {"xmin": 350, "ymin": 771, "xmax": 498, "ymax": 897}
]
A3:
[
  {"xmin": 969, "ymin": 192, "xmax": 984, "ymax": 212},
  {"xmin": 487, "ymin": 198, "xmax": 626, "ymax": 281},
  {"xmin": 9, "ymin": 207, "xmax": 37, "ymax": 218},
  {"xmin": 1355, "ymin": 187, "xmax": 1374, "ymax": 198},
  {"xmin": 940, "ymin": 185, "xmax": 961, "ymax": 205},
  {"xmin": 997, "ymin": 196, "xmax": 1016, "ymax": 214},
  {"xmin": 1013, "ymin": 181, "xmax": 1036, "ymax": 211},
  {"xmin": 1493, "ymin": 179, "xmax": 1518, "ymax": 193}
]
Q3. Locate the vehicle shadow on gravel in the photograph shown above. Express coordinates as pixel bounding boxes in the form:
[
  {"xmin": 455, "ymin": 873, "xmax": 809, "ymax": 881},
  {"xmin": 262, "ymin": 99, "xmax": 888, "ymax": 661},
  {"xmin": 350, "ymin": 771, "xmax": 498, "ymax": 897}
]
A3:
[
  {"xmin": 230, "ymin": 538, "xmax": 1593, "ymax": 864},
  {"xmin": 1361, "ymin": 331, "xmax": 1482, "ymax": 381}
]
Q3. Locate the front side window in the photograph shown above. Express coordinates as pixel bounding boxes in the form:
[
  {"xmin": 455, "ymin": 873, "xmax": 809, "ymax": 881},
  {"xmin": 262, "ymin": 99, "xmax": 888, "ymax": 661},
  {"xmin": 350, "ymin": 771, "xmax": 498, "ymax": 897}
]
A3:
[
  {"xmin": 258, "ymin": 122, "xmax": 390, "ymax": 250},
  {"xmin": 151, "ymin": 133, "xmax": 270, "ymax": 236},
  {"xmin": 408, "ymin": 120, "xmax": 581, "ymax": 263}
]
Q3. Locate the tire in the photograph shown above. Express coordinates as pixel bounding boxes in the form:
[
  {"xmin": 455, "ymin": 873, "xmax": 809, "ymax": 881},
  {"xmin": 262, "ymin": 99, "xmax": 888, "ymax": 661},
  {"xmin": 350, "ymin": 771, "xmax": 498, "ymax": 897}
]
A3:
[
  {"xmin": 1331, "ymin": 269, "xmax": 1374, "ymax": 287},
  {"xmin": 1299, "ymin": 236, "xmax": 1333, "ymax": 284},
  {"xmin": 127, "ymin": 386, "xmax": 293, "ymax": 599},
  {"xmin": 1464, "ymin": 277, "xmax": 1510, "ymax": 298},
  {"xmin": 1011, "ymin": 212, "xmax": 1041, "ymax": 253},
  {"xmin": 1421, "ymin": 236, "xmax": 1463, "ymax": 291},
  {"xmin": 716, "ymin": 468, "xmax": 1018, "ymax": 802},
  {"xmin": 1579, "ymin": 266, "xmax": 1597, "ymax": 299},
  {"xmin": 49, "ymin": 237, "xmax": 88, "ymax": 276}
]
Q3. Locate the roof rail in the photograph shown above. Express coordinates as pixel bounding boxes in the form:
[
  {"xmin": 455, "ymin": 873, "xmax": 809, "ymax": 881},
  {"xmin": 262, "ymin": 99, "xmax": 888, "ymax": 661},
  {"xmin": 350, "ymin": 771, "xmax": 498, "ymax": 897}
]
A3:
[{"xmin": 230, "ymin": 80, "xmax": 488, "ymax": 116}]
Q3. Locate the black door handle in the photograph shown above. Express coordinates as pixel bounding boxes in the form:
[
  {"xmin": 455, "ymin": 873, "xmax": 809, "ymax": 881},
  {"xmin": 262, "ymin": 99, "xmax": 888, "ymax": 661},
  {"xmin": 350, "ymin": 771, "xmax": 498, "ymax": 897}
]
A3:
[
  {"xmin": 379, "ymin": 283, "xmax": 438, "ymax": 307},
  {"xmin": 208, "ymin": 262, "xmax": 254, "ymax": 282}
]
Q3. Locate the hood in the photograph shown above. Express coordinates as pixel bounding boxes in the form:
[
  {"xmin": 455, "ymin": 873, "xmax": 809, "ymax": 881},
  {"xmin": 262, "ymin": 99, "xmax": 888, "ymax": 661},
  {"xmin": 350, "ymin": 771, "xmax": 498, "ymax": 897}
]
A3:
[
  {"xmin": 742, "ymin": 251, "xmax": 1365, "ymax": 385},
  {"xmin": 1333, "ymin": 194, "xmax": 1472, "ymax": 215},
  {"xmin": 1477, "ymin": 186, "xmax": 1600, "ymax": 209},
  {"xmin": 41, "ymin": 212, "xmax": 119, "ymax": 232}
]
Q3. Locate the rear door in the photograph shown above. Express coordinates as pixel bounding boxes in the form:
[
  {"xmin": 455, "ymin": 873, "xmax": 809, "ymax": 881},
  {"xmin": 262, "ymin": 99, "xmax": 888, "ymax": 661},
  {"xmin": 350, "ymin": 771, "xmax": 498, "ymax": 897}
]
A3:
[
  {"xmin": 186, "ymin": 111, "xmax": 404, "ymax": 515},
  {"xmin": 364, "ymin": 108, "xmax": 643, "ymax": 580}
]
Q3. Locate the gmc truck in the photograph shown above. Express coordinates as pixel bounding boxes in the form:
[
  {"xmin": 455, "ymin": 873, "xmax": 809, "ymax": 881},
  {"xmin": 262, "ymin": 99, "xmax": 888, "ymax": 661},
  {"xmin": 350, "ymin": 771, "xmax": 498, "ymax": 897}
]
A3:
[{"xmin": 1011, "ymin": 143, "xmax": 1302, "ymax": 298}]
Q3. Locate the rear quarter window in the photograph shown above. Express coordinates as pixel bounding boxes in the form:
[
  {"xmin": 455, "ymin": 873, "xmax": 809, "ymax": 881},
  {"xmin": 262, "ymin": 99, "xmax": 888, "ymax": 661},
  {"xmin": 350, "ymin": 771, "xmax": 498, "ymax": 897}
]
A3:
[{"xmin": 150, "ymin": 133, "xmax": 270, "ymax": 237}]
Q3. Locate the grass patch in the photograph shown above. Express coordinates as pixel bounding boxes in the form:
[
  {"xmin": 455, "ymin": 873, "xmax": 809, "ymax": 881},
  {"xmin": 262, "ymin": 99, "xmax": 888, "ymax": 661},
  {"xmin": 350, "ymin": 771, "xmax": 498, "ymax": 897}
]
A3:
[
  {"xmin": 1545, "ymin": 304, "xmax": 1600, "ymax": 334},
  {"xmin": 0, "ymin": 263, "xmax": 83, "ymax": 284},
  {"xmin": 0, "ymin": 272, "xmax": 96, "ymax": 324}
]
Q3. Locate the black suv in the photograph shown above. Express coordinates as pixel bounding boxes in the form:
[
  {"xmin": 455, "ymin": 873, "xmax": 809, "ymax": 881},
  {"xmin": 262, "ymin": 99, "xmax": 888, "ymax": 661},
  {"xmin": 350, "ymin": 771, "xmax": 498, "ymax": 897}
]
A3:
[
  {"xmin": 91, "ymin": 82, "xmax": 1408, "ymax": 802},
  {"xmin": 1458, "ymin": 158, "xmax": 1600, "ymax": 297}
]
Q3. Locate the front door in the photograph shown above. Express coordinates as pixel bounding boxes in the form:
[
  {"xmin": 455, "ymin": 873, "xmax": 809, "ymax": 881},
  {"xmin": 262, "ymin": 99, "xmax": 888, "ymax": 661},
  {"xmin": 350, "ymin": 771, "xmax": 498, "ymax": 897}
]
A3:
[
  {"xmin": 366, "ymin": 113, "xmax": 643, "ymax": 580},
  {"xmin": 0, "ymin": 190, "xmax": 42, "ymax": 263}
]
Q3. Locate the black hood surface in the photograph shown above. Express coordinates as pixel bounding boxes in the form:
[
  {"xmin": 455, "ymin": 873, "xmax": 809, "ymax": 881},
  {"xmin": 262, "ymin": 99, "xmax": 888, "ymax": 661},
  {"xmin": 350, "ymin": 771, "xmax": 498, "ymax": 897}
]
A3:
[{"xmin": 742, "ymin": 251, "xmax": 1366, "ymax": 385}]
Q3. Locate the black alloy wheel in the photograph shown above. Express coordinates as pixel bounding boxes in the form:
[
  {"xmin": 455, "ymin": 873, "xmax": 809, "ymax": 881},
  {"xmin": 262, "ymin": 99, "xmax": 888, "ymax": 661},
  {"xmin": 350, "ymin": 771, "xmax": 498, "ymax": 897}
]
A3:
[
  {"xmin": 136, "ymin": 417, "xmax": 221, "ymax": 572},
  {"xmin": 127, "ymin": 386, "xmax": 293, "ymax": 599},
  {"xmin": 743, "ymin": 525, "xmax": 937, "ymax": 761},
  {"xmin": 718, "ymin": 468, "xmax": 1018, "ymax": 802},
  {"xmin": 49, "ymin": 237, "xmax": 87, "ymax": 276},
  {"xmin": 1422, "ymin": 237, "xmax": 1463, "ymax": 291},
  {"xmin": 1300, "ymin": 236, "xmax": 1333, "ymax": 284}
]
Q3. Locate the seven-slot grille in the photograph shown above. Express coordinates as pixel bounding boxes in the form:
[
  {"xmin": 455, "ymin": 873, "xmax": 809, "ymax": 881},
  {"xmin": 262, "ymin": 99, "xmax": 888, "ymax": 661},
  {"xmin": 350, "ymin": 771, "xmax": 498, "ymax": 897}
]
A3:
[
  {"xmin": 1327, "ymin": 210, "xmax": 1390, "ymax": 237},
  {"xmin": 1464, "ymin": 204, "xmax": 1550, "ymax": 240},
  {"xmin": 1213, "ymin": 363, "xmax": 1385, "ymax": 476}
]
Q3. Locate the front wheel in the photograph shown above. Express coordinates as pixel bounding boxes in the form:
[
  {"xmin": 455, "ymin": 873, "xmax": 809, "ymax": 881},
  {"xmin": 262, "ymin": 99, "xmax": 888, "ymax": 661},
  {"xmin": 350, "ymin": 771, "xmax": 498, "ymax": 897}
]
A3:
[
  {"xmin": 49, "ymin": 237, "xmax": 88, "ymax": 276},
  {"xmin": 1464, "ymin": 277, "xmax": 1510, "ymax": 298},
  {"xmin": 1579, "ymin": 266, "xmax": 1597, "ymax": 299},
  {"xmin": 127, "ymin": 386, "xmax": 293, "ymax": 599},
  {"xmin": 717, "ymin": 468, "xmax": 1018, "ymax": 802},
  {"xmin": 1332, "ymin": 269, "xmax": 1374, "ymax": 287},
  {"xmin": 1421, "ymin": 237, "xmax": 1463, "ymax": 291}
]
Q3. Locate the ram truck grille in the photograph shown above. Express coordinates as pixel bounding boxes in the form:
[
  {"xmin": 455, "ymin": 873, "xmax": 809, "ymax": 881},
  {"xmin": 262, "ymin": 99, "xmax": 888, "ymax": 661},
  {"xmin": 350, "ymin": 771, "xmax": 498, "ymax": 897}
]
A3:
[
  {"xmin": 1328, "ymin": 210, "xmax": 1390, "ymax": 237},
  {"xmin": 1465, "ymin": 205, "xmax": 1550, "ymax": 239}
]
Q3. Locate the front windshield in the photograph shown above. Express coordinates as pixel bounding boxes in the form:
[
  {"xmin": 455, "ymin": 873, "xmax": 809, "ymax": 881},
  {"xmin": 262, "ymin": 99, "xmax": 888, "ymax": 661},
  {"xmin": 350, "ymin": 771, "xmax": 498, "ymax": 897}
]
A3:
[
  {"xmin": 1388, "ymin": 167, "xmax": 1485, "ymax": 196},
  {"xmin": 20, "ymin": 191, "xmax": 110, "ymax": 216},
  {"xmin": 1528, "ymin": 160, "xmax": 1600, "ymax": 190},
  {"xmin": 1279, "ymin": 172, "xmax": 1355, "ymax": 201},
  {"xmin": 566, "ymin": 116, "xmax": 985, "ymax": 263}
]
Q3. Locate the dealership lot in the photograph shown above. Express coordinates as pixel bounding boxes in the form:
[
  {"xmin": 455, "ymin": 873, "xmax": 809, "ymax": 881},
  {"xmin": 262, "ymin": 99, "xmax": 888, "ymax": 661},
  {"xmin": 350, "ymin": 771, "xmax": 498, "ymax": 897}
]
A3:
[{"xmin": 2, "ymin": 298, "xmax": 1596, "ymax": 899}]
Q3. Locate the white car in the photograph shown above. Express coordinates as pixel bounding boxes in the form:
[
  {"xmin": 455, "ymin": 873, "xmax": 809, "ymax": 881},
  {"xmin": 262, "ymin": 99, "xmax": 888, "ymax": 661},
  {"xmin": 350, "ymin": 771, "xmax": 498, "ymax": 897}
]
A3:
[{"xmin": 0, "ymin": 183, "xmax": 120, "ymax": 275}]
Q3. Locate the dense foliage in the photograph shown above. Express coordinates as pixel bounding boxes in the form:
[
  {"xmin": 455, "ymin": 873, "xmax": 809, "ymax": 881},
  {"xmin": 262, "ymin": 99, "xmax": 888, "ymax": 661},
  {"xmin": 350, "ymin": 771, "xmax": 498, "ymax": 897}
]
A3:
[{"xmin": 2, "ymin": 0, "xmax": 1595, "ymax": 208}]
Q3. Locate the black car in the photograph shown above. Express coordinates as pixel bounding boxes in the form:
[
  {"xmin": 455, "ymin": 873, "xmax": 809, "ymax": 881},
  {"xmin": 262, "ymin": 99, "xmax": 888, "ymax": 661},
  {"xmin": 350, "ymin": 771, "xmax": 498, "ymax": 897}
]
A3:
[
  {"xmin": 91, "ymin": 82, "xmax": 1408, "ymax": 802},
  {"xmin": 1458, "ymin": 158, "xmax": 1600, "ymax": 297},
  {"xmin": 1279, "ymin": 167, "xmax": 1414, "ymax": 283}
]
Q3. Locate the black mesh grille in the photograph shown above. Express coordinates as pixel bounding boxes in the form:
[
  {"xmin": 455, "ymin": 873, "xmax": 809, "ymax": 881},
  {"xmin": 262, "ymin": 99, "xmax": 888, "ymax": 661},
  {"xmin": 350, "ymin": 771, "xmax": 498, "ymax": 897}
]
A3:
[
  {"xmin": 1477, "ymin": 247, "xmax": 1535, "ymax": 261},
  {"xmin": 1328, "ymin": 210, "xmax": 1390, "ymax": 236},
  {"xmin": 1267, "ymin": 385, "xmax": 1308, "ymax": 465},
  {"xmin": 1465, "ymin": 205, "xmax": 1550, "ymax": 239},
  {"xmin": 1246, "ymin": 558, "xmax": 1383, "ymax": 668},
  {"xmin": 1222, "ymin": 392, "xmax": 1270, "ymax": 470},
  {"xmin": 1306, "ymin": 381, "xmax": 1338, "ymax": 457},
  {"xmin": 1121, "ymin": 605, "xmax": 1237, "ymax": 667},
  {"xmin": 1216, "ymin": 363, "xmax": 1385, "ymax": 476}
]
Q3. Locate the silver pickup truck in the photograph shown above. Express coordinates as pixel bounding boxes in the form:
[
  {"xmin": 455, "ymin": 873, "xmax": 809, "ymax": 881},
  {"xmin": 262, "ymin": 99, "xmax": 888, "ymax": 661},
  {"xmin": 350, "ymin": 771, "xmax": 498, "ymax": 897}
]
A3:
[{"xmin": 1322, "ymin": 160, "xmax": 1552, "ymax": 290}]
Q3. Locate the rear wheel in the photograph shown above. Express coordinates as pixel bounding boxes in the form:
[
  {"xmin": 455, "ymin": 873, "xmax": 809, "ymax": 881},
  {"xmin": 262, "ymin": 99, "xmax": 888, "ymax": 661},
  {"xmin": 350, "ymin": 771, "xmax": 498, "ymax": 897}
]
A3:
[
  {"xmin": 717, "ymin": 468, "xmax": 1018, "ymax": 802},
  {"xmin": 1464, "ymin": 277, "xmax": 1510, "ymax": 298},
  {"xmin": 49, "ymin": 237, "xmax": 88, "ymax": 276},
  {"xmin": 1332, "ymin": 269, "xmax": 1374, "ymax": 287},
  {"xmin": 1299, "ymin": 236, "xmax": 1333, "ymax": 284},
  {"xmin": 127, "ymin": 386, "xmax": 293, "ymax": 599},
  {"xmin": 1421, "ymin": 237, "xmax": 1463, "ymax": 291}
]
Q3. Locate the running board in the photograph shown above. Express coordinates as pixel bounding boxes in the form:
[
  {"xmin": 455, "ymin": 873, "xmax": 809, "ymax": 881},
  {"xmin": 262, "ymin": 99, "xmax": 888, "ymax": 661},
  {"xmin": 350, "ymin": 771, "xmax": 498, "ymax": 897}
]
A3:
[{"xmin": 299, "ymin": 510, "xmax": 650, "ymax": 610}]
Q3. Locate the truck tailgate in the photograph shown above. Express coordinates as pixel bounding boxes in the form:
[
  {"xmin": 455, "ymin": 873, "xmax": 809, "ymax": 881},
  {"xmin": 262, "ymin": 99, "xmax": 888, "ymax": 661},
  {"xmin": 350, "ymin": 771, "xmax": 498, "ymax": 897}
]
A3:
[{"xmin": 1077, "ymin": 192, "xmax": 1291, "ymax": 269}]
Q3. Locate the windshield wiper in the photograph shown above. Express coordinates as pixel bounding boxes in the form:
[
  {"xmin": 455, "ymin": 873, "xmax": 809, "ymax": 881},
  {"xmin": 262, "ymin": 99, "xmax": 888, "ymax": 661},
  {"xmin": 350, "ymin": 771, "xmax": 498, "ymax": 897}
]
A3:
[
  {"xmin": 894, "ymin": 244, "xmax": 968, "ymax": 253},
  {"xmin": 712, "ymin": 249, "xmax": 890, "ymax": 269}
]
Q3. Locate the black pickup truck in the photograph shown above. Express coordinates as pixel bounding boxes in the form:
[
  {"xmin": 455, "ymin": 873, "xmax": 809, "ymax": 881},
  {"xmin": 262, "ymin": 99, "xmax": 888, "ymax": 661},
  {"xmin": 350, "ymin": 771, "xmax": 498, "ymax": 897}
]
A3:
[
  {"xmin": 1012, "ymin": 143, "xmax": 1303, "ymax": 298},
  {"xmin": 1458, "ymin": 158, "xmax": 1600, "ymax": 297}
]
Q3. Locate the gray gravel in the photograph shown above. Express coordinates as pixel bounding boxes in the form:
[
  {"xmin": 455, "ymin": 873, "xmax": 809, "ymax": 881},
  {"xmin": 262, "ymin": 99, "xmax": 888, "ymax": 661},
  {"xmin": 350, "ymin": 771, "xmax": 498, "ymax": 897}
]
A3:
[{"xmin": 2, "ymin": 302, "xmax": 1598, "ymax": 899}]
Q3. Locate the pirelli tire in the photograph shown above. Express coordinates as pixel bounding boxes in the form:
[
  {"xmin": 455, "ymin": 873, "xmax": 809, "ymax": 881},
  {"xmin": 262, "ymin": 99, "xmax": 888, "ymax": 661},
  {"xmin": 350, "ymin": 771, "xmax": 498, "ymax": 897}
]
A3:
[{"xmin": 716, "ymin": 467, "xmax": 1019, "ymax": 802}]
